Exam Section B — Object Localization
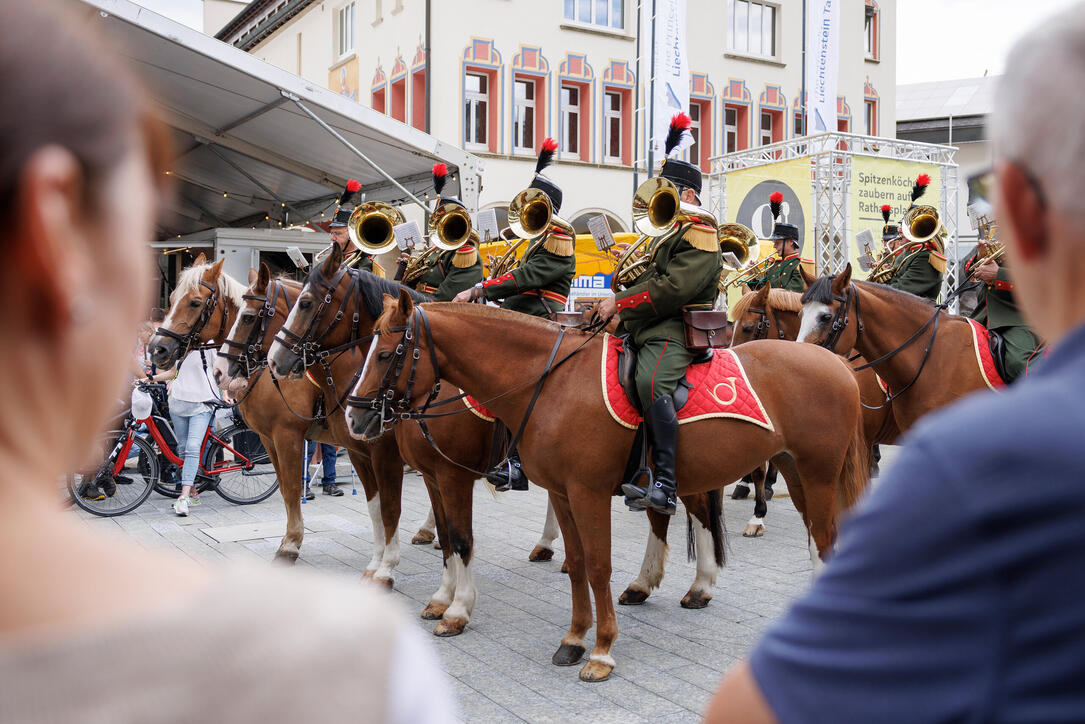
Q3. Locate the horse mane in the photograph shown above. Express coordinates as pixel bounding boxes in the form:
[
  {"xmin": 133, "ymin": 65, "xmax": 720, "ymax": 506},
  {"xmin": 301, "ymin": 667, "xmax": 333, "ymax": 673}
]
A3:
[
  {"xmin": 306, "ymin": 265, "xmax": 430, "ymax": 318},
  {"xmin": 800, "ymin": 274, "xmax": 836, "ymax": 305},
  {"xmin": 801, "ymin": 275, "xmax": 943, "ymax": 317},
  {"xmin": 174, "ymin": 262, "xmax": 246, "ymax": 307},
  {"xmin": 732, "ymin": 289, "xmax": 802, "ymax": 320},
  {"xmin": 375, "ymin": 300, "xmax": 576, "ymax": 337}
]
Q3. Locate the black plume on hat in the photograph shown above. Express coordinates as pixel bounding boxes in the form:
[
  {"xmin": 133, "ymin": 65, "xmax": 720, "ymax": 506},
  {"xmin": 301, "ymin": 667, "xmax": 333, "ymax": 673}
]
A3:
[
  {"xmin": 911, "ymin": 174, "xmax": 931, "ymax": 203},
  {"xmin": 432, "ymin": 163, "xmax": 448, "ymax": 197},
  {"xmin": 881, "ymin": 204, "xmax": 892, "ymax": 224},
  {"xmin": 769, "ymin": 191, "xmax": 783, "ymax": 222},
  {"xmin": 535, "ymin": 138, "xmax": 558, "ymax": 175},
  {"xmin": 339, "ymin": 179, "xmax": 361, "ymax": 206},
  {"xmin": 664, "ymin": 113, "xmax": 692, "ymax": 158}
]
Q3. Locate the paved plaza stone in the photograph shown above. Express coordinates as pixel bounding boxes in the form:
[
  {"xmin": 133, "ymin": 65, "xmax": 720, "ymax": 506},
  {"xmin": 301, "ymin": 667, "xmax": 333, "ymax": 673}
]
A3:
[{"xmin": 71, "ymin": 449, "xmax": 901, "ymax": 722}]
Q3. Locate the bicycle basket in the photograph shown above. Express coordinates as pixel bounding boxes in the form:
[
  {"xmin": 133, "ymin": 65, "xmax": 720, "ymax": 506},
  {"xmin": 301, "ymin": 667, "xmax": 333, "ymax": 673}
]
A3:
[{"xmin": 131, "ymin": 387, "xmax": 153, "ymax": 422}]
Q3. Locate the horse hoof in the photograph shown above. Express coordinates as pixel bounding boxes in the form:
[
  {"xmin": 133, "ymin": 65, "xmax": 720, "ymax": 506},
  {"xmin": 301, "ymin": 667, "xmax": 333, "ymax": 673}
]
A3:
[
  {"xmin": 273, "ymin": 549, "xmax": 298, "ymax": 565},
  {"xmin": 552, "ymin": 642, "xmax": 586, "ymax": 666},
  {"xmin": 618, "ymin": 588, "xmax": 649, "ymax": 605},
  {"xmin": 743, "ymin": 524, "xmax": 765, "ymax": 538},
  {"xmin": 731, "ymin": 484, "xmax": 750, "ymax": 500},
  {"xmin": 373, "ymin": 576, "xmax": 394, "ymax": 590},
  {"xmin": 361, "ymin": 570, "xmax": 375, "ymax": 580},
  {"xmin": 680, "ymin": 591, "xmax": 712, "ymax": 609},
  {"xmin": 434, "ymin": 617, "xmax": 467, "ymax": 637},
  {"xmin": 579, "ymin": 660, "xmax": 613, "ymax": 682},
  {"xmin": 433, "ymin": 540, "xmax": 442, "ymax": 550},
  {"xmin": 560, "ymin": 560, "xmax": 569, "ymax": 574},
  {"xmin": 528, "ymin": 545, "xmax": 554, "ymax": 562},
  {"xmin": 412, "ymin": 529, "xmax": 435, "ymax": 545},
  {"xmin": 421, "ymin": 602, "xmax": 449, "ymax": 620}
]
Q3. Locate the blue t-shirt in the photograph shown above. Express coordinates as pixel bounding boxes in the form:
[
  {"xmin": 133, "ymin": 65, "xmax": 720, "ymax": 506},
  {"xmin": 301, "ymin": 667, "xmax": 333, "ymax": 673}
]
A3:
[{"xmin": 750, "ymin": 322, "xmax": 1085, "ymax": 723}]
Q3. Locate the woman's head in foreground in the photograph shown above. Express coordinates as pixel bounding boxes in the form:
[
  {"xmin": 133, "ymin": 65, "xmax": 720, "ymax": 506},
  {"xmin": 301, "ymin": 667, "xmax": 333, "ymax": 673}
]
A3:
[{"xmin": 0, "ymin": 0, "xmax": 171, "ymax": 472}]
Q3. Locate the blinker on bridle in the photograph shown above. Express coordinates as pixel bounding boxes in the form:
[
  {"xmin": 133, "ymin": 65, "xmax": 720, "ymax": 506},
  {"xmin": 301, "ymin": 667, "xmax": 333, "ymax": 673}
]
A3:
[{"xmin": 155, "ymin": 279, "xmax": 227, "ymax": 360}]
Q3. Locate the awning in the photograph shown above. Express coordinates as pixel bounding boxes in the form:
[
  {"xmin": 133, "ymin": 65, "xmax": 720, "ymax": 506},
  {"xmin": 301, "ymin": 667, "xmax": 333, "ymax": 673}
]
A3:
[{"xmin": 78, "ymin": 0, "xmax": 482, "ymax": 240}]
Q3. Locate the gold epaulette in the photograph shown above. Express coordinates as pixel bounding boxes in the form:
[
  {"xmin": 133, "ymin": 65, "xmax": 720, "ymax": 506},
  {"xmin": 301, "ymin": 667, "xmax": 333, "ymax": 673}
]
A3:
[
  {"xmin": 929, "ymin": 250, "xmax": 947, "ymax": 274},
  {"xmin": 452, "ymin": 246, "xmax": 479, "ymax": 268},
  {"xmin": 684, "ymin": 224, "xmax": 719, "ymax": 252},
  {"xmin": 543, "ymin": 233, "xmax": 575, "ymax": 257},
  {"xmin": 372, "ymin": 260, "xmax": 386, "ymax": 278},
  {"xmin": 800, "ymin": 258, "xmax": 816, "ymax": 277}
]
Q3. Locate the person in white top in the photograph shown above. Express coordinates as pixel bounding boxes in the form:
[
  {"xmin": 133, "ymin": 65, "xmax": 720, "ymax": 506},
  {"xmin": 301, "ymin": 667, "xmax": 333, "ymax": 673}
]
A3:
[
  {"xmin": 0, "ymin": 5, "xmax": 456, "ymax": 722},
  {"xmin": 168, "ymin": 347, "xmax": 221, "ymax": 516}
]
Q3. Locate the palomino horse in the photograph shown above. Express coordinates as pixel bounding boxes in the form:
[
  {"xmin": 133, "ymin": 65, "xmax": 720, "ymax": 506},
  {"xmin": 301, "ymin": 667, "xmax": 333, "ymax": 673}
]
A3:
[
  {"xmin": 262, "ymin": 247, "xmax": 729, "ymax": 635},
  {"xmin": 148, "ymin": 256, "xmax": 403, "ymax": 583},
  {"xmin": 346, "ymin": 292, "xmax": 869, "ymax": 681},
  {"xmin": 797, "ymin": 264, "xmax": 992, "ymax": 431}
]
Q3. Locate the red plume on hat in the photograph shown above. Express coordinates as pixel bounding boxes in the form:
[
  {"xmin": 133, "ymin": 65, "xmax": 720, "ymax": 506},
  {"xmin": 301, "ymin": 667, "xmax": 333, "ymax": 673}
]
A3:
[
  {"xmin": 536, "ymin": 138, "xmax": 558, "ymax": 175},
  {"xmin": 339, "ymin": 179, "xmax": 361, "ymax": 206},
  {"xmin": 911, "ymin": 174, "xmax": 931, "ymax": 203},
  {"xmin": 881, "ymin": 204, "xmax": 892, "ymax": 224},
  {"xmin": 769, "ymin": 191, "xmax": 784, "ymax": 221},
  {"xmin": 432, "ymin": 163, "xmax": 448, "ymax": 196},
  {"xmin": 664, "ymin": 112, "xmax": 693, "ymax": 158}
]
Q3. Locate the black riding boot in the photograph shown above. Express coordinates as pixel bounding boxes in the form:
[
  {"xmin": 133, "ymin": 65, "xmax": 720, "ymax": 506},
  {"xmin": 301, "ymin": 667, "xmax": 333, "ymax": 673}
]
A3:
[
  {"xmin": 623, "ymin": 395, "xmax": 678, "ymax": 515},
  {"xmin": 487, "ymin": 446, "xmax": 528, "ymax": 492}
]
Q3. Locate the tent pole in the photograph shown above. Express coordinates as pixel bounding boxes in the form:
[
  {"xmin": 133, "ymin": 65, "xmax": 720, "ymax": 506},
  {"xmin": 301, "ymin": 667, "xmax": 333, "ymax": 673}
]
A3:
[{"xmin": 284, "ymin": 91, "xmax": 428, "ymax": 214}]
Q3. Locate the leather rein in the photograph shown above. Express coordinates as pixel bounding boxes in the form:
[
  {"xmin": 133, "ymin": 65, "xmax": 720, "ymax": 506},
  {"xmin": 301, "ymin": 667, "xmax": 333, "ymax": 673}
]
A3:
[
  {"xmin": 819, "ymin": 283, "xmax": 941, "ymax": 410},
  {"xmin": 746, "ymin": 304, "xmax": 789, "ymax": 341}
]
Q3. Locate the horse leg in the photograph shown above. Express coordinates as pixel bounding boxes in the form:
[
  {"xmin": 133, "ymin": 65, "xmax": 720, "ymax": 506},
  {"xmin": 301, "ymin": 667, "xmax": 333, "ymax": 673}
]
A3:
[
  {"xmin": 412, "ymin": 506, "xmax": 437, "ymax": 545},
  {"xmin": 420, "ymin": 475, "xmax": 454, "ymax": 622},
  {"xmin": 528, "ymin": 498, "xmax": 560, "ymax": 562},
  {"xmin": 743, "ymin": 465, "xmax": 768, "ymax": 538},
  {"xmin": 349, "ymin": 450, "xmax": 384, "ymax": 579},
  {"xmin": 272, "ymin": 431, "xmax": 305, "ymax": 563},
  {"xmin": 618, "ymin": 509, "xmax": 669, "ymax": 605},
  {"xmin": 568, "ymin": 490, "xmax": 618, "ymax": 683},
  {"xmin": 371, "ymin": 440, "xmax": 404, "ymax": 588},
  {"xmin": 547, "ymin": 492, "xmax": 592, "ymax": 669},
  {"xmin": 680, "ymin": 491, "xmax": 723, "ymax": 609},
  {"xmin": 433, "ymin": 469, "xmax": 478, "ymax": 637},
  {"xmin": 731, "ymin": 471, "xmax": 753, "ymax": 499},
  {"xmin": 790, "ymin": 455, "xmax": 842, "ymax": 574}
]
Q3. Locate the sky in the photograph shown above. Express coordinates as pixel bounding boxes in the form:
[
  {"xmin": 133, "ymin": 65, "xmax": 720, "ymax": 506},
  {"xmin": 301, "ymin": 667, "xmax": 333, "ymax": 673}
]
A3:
[{"xmin": 135, "ymin": 0, "xmax": 1084, "ymax": 84}]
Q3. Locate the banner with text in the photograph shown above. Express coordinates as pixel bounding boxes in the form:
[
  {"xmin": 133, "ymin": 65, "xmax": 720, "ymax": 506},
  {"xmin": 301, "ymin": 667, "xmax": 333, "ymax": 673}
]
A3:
[
  {"xmin": 642, "ymin": 0, "xmax": 689, "ymax": 157},
  {"xmin": 805, "ymin": 0, "xmax": 840, "ymax": 133},
  {"xmin": 850, "ymin": 156, "xmax": 941, "ymax": 276}
]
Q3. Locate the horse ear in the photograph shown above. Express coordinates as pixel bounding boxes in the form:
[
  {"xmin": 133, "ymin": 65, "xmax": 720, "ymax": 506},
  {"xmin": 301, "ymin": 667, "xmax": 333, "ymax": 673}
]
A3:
[
  {"xmin": 248, "ymin": 268, "xmax": 258, "ymax": 285},
  {"xmin": 831, "ymin": 263, "xmax": 853, "ymax": 294},
  {"xmin": 397, "ymin": 288, "xmax": 415, "ymax": 318},
  {"xmin": 321, "ymin": 242, "xmax": 343, "ymax": 278},
  {"xmin": 193, "ymin": 252, "xmax": 207, "ymax": 266},
  {"xmin": 755, "ymin": 282, "xmax": 771, "ymax": 302},
  {"xmin": 207, "ymin": 258, "xmax": 225, "ymax": 283},
  {"xmin": 256, "ymin": 262, "xmax": 271, "ymax": 292},
  {"xmin": 799, "ymin": 264, "xmax": 816, "ymax": 289}
]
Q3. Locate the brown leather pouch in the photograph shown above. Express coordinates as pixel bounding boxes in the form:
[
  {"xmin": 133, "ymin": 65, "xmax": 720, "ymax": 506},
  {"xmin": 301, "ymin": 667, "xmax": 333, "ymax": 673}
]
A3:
[{"xmin": 683, "ymin": 309, "xmax": 729, "ymax": 350}]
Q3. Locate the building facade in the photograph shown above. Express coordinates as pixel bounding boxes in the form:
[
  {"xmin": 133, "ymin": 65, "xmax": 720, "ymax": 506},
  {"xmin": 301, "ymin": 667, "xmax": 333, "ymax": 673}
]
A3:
[{"xmin": 216, "ymin": 0, "xmax": 895, "ymax": 232}]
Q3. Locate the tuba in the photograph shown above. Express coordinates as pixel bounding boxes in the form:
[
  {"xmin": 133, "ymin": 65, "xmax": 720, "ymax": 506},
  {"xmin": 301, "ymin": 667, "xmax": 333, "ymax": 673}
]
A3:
[
  {"xmin": 610, "ymin": 234, "xmax": 653, "ymax": 292},
  {"xmin": 347, "ymin": 201, "xmax": 404, "ymax": 256},
  {"xmin": 491, "ymin": 188, "xmax": 574, "ymax": 279},
  {"xmin": 715, "ymin": 222, "xmax": 759, "ymax": 293},
  {"xmin": 429, "ymin": 201, "xmax": 473, "ymax": 251},
  {"xmin": 632, "ymin": 177, "xmax": 718, "ymax": 238},
  {"xmin": 902, "ymin": 204, "xmax": 946, "ymax": 251}
]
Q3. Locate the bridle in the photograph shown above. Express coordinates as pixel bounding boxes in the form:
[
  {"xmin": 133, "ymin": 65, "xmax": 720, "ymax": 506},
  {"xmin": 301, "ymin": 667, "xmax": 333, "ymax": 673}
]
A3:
[
  {"xmin": 745, "ymin": 304, "xmax": 788, "ymax": 341},
  {"xmin": 346, "ymin": 306, "xmax": 606, "ymax": 477},
  {"xmin": 271, "ymin": 266, "xmax": 375, "ymax": 419},
  {"xmin": 219, "ymin": 279, "xmax": 294, "ymax": 379},
  {"xmin": 815, "ymin": 282, "xmax": 941, "ymax": 409},
  {"xmin": 155, "ymin": 280, "xmax": 228, "ymax": 362}
]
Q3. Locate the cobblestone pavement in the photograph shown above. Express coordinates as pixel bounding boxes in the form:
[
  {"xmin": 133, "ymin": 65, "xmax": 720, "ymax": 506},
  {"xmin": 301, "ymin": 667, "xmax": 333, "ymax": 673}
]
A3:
[{"xmin": 71, "ymin": 448, "xmax": 900, "ymax": 722}]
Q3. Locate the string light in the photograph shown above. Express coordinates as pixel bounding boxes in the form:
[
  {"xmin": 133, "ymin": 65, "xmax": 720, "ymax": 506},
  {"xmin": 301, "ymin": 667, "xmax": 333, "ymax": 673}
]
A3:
[
  {"xmin": 164, "ymin": 170, "xmax": 172, "ymax": 175},
  {"xmin": 281, "ymin": 202, "xmax": 285, "ymax": 207},
  {"xmin": 223, "ymin": 192, "xmax": 228, "ymax": 198},
  {"xmin": 264, "ymin": 215, "xmax": 269, "ymax": 220}
]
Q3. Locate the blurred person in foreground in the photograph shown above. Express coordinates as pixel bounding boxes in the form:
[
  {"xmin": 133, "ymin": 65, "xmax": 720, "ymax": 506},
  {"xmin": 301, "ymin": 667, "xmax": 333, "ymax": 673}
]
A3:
[
  {"xmin": 0, "ymin": 3, "xmax": 453, "ymax": 723},
  {"xmin": 707, "ymin": 7, "xmax": 1085, "ymax": 722}
]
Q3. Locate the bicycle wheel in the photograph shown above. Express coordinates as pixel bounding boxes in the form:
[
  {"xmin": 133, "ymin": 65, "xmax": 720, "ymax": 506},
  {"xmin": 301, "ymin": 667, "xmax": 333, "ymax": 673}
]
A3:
[
  {"xmin": 204, "ymin": 424, "xmax": 278, "ymax": 504},
  {"xmin": 70, "ymin": 434, "xmax": 158, "ymax": 517}
]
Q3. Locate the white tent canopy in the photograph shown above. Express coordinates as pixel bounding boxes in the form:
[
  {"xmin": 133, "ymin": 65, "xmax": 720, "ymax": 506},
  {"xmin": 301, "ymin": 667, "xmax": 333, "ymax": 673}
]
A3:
[{"xmin": 79, "ymin": 0, "xmax": 482, "ymax": 239}]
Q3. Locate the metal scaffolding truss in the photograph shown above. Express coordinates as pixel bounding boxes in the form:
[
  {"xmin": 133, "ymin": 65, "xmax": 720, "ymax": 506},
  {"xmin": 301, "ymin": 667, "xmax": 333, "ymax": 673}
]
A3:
[{"xmin": 708, "ymin": 132, "xmax": 961, "ymax": 311}]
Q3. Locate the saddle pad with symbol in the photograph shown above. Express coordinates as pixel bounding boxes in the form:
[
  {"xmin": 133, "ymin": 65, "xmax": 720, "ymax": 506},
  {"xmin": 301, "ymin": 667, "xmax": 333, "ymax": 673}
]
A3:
[
  {"xmin": 966, "ymin": 318, "xmax": 1007, "ymax": 391},
  {"xmin": 601, "ymin": 334, "xmax": 774, "ymax": 431}
]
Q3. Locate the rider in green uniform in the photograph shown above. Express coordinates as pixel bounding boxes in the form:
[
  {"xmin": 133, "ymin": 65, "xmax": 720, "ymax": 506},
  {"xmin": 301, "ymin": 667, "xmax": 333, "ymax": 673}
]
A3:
[
  {"xmin": 454, "ymin": 138, "xmax": 576, "ymax": 491},
  {"xmin": 327, "ymin": 179, "xmax": 377, "ymax": 274},
  {"xmin": 745, "ymin": 192, "xmax": 808, "ymax": 295},
  {"xmin": 599, "ymin": 114, "xmax": 723, "ymax": 516},
  {"xmin": 882, "ymin": 180, "xmax": 945, "ymax": 301},
  {"xmin": 399, "ymin": 164, "xmax": 483, "ymax": 301}
]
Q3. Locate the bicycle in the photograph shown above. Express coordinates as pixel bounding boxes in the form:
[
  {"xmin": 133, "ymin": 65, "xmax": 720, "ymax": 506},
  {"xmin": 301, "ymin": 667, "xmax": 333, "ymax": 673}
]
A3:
[{"xmin": 70, "ymin": 382, "xmax": 278, "ymax": 516}]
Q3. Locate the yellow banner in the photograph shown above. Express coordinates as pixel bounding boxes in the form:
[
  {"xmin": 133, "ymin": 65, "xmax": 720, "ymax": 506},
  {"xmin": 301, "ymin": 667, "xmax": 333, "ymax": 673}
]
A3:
[{"xmin": 850, "ymin": 156, "xmax": 941, "ymax": 278}]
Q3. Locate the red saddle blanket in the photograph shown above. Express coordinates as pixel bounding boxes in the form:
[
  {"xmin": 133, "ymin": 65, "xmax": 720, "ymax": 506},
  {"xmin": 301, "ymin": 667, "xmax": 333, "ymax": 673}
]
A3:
[
  {"xmin": 462, "ymin": 393, "xmax": 496, "ymax": 422},
  {"xmin": 601, "ymin": 334, "xmax": 774, "ymax": 431},
  {"xmin": 967, "ymin": 317, "xmax": 1007, "ymax": 390}
]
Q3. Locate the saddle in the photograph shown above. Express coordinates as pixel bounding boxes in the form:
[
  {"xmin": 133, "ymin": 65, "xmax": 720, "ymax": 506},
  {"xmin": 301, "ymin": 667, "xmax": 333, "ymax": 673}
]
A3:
[
  {"xmin": 616, "ymin": 334, "xmax": 709, "ymax": 414},
  {"xmin": 987, "ymin": 329, "xmax": 1010, "ymax": 385}
]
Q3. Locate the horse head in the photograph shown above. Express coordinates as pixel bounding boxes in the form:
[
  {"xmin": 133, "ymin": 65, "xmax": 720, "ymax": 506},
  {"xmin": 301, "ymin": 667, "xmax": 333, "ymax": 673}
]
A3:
[
  {"xmin": 345, "ymin": 288, "xmax": 432, "ymax": 442},
  {"xmin": 149, "ymin": 253, "xmax": 230, "ymax": 367},
  {"xmin": 797, "ymin": 263, "xmax": 858, "ymax": 352},
  {"xmin": 730, "ymin": 283, "xmax": 772, "ymax": 345}
]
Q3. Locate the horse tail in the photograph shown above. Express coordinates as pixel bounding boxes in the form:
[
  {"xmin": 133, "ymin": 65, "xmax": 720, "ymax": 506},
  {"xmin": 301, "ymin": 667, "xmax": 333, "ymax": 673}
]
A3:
[
  {"xmin": 684, "ymin": 489, "xmax": 728, "ymax": 568},
  {"xmin": 837, "ymin": 410, "xmax": 871, "ymax": 514}
]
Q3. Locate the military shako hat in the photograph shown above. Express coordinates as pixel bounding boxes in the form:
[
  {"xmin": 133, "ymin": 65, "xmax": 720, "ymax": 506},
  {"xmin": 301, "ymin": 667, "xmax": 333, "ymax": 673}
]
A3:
[
  {"xmin": 329, "ymin": 179, "xmax": 361, "ymax": 228},
  {"xmin": 881, "ymin": 204, "xmax": 899, "ymax": 240},
  {"xmin": 658, "ymin": 113, "xmax": 701, "ymax": 195},
  {"xmin": 432, "ymin": 163, "xmax": 466, "ymax": 210},
  {"xmin": 527, "ymin": 138, "xmax": 562, "ymax": 212}
]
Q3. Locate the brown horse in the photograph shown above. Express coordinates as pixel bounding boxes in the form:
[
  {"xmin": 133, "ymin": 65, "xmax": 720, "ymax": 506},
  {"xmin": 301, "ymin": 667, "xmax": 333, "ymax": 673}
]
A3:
[
  {"xmin": 149, "ymin": 257, "xmax": 403, "ymax": 582},
  {"xmin": 346, "ymin": 293, "xmax": 869, "ymax": 681},
  {"xmin": 797, "ymin": 264, "xmax": 991, "ymax": 431},
  {"xmin": 262, "ymin": 248, "xmax": 729, "ymax": 636}
]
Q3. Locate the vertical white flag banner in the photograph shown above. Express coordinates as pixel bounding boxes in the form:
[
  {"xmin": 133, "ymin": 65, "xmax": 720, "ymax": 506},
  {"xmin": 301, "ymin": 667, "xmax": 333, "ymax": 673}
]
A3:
[
  {"xmin": 642, "ymin": 0, "xmax": 689, "ymax": 159},
  {"xmin": 805, "ymin": 0, "xmax": 840, "ymax": 133}
]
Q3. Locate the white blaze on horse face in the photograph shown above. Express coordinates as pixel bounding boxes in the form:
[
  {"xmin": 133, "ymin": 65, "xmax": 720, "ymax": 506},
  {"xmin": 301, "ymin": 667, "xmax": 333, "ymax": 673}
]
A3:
[
  {"xmin": 798, "ymin": 302, "xmax": 831, "ymax": 344},
  {"xmin": 357, "ymin": 335, "xmax": 380, "ymax": 392}
]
